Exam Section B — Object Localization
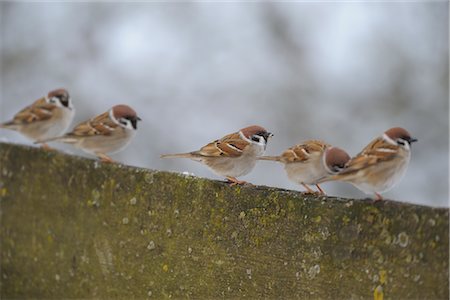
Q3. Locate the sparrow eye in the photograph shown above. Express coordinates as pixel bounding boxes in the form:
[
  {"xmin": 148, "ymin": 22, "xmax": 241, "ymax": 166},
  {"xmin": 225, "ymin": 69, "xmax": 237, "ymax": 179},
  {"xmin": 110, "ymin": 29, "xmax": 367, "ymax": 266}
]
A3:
[{"xmin": 397, "ymin": 139, "xmax": 406, "ymax": 146}]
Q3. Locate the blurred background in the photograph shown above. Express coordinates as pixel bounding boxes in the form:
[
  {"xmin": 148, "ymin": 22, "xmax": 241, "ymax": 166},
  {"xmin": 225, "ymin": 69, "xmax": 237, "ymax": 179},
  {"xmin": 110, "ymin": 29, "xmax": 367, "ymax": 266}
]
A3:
[{"xmin": 0, "ymin": 2, "xmax": 448, "ymax": 206}]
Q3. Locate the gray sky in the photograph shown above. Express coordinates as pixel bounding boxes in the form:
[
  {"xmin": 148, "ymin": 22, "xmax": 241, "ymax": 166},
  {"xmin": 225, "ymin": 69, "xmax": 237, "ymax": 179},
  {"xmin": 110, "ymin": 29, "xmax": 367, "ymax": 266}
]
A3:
[{"xmin": 1, "ymin": 2, "xmax": 448, "ymax": 206}]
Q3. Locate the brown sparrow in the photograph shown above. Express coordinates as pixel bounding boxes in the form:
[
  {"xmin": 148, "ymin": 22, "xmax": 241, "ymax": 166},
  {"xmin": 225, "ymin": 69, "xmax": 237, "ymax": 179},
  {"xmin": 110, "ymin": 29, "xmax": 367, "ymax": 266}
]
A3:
[
  {"xmin": 1, "ymin": 88, "xmax": 74, "ymax": 148},
  {"xmin": 38, "ymin": 105, "xmax": 141, "ymax": 162},
  {"xmin": 319, "ymin": 127, "xmax": 417, "ymax": 201},
  {"xmin": 161, "ymin": 125, "xmax": 273, "ymax": 185},
  {"xmin": 260, "ymin": 140, "xmax": 350, "ymax": 194}
]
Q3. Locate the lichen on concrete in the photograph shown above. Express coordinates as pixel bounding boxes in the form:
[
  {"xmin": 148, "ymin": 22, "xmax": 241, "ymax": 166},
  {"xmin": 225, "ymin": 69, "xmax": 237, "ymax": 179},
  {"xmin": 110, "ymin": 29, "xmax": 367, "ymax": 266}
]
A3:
[{"xmin": 0, "ymin": 142, "xmax": 448, "ymax": 299}]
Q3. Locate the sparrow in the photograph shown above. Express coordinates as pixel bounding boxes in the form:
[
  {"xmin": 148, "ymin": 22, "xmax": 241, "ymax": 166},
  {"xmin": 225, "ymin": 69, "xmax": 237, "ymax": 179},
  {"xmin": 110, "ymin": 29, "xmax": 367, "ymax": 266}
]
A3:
[
  {"xmin": 260, "ymin": 140, "xmax": 350, "ymax": 194},
  {"xmin": 37, "ymin": 104, "xmax": 141, "ymax": 162},
  {"xmin": 161, "ymin": 125, "xmax": 273, "ymax": 185},
  {"xmin": 1, "ymin": 88, "xmax": 75, "ymax": 148},
  {"xmin": 319, "ymin": 127, "xmax": 417, "ymax": 201}
]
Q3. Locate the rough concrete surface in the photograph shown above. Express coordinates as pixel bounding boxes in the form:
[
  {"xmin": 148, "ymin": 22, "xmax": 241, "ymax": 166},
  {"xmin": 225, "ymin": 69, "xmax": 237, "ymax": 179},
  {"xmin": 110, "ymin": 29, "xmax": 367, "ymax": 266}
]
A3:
[{"xmin": 0, "ymin": 142, "xmax": 448, "ymax": 299}]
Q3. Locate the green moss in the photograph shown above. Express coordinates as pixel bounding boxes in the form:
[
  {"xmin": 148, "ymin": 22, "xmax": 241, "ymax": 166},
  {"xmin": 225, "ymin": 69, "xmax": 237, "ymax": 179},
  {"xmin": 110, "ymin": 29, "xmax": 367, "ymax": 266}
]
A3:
[{"xmin": 0, "ymin": 142, "xmax": 448, "ymax": 299}]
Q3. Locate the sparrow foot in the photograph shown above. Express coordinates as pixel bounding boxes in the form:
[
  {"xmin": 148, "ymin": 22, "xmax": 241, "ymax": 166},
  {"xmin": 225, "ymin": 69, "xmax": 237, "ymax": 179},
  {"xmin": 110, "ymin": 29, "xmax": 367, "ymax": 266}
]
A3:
[
  {"xmin": 302, "ymin": 191, "xmax": 322, "ymax": 196},
  {"xmin": 40, "ymin": 143, "xmax": 55, "ymax": 151},
  {"xmin": 315, "ymin": 184, "xmax": 327, "ymax": 195},
  {"xmin": 374, "ymin": 193, "xmax": 384, "ymax": 202},
  {"xmin": 225, "ymin": 177, "xmax": 248, "ymax": 186},
  {"xmin": 96, "ymin": 153, "xmax": 115, "ymax": 163},
  {"xmin": 301, "ymin": 183, "xmax": 319, "ymax": 194}
]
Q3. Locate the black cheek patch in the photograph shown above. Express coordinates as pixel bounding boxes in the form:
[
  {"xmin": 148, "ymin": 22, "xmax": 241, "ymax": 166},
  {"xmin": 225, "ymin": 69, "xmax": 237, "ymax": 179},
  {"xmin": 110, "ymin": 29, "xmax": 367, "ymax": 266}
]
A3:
[
  {"xmin": 131, "ymin": 119, "xmax": 137, "ymax": 130},
  {"xmin": 332, "ymin": 164, "xmax": 344, "ymax": 173}
]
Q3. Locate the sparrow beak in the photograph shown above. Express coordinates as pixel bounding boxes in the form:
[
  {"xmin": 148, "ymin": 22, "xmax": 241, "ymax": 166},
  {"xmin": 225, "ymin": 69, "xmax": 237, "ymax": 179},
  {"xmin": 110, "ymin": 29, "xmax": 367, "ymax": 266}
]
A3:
[
  {"xmin": 408, "ymin": 137, "xmax": 418, "ymax": 144},
  {"xmin": 137, "ymin": 116, "xmax": 142, "ymax": 121},
  {"xmin": 260, "ymin": 132, "xmax": 273, "ymax": 143}
]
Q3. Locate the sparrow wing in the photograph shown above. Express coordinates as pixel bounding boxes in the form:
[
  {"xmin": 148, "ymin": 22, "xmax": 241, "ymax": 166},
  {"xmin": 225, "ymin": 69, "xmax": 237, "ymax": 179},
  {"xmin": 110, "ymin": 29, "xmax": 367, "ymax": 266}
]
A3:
[
  {"xmin": 35, "ymin": 110, "xmax": 121, "ymax": 144},
  {"xmin": 67, "ymin": 111, "xmax": 119, "ymax": 137},
  {"xmin": 3, "ymin": 98, "xmax": 56, "ymax": 126},
  {"xmin": 337, "ymin": 137, "xmax": 399, "ymax": 176},
  {"xmin": 196, "ymin": 132, "xmax": 250, "ymax": 158},
  {"xmin": 281, "ymin": 140, "xmax": 329, "ymax": 163}
]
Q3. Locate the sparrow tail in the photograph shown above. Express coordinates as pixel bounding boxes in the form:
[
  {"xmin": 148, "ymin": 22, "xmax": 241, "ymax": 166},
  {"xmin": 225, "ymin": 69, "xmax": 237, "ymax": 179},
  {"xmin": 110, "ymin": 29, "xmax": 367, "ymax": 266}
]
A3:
[
  {"xmin": 34, "ymin": 135, "xmax": 78, "ymax": 145},
  {"xmin": 0, "ymin": 121, "xmax": 18, "ymax": 130},
  {"xmin": 160, "ymin": 153, "xmax": 195, "ymax": 159},
  {"xmin": 316, "ymin": 174, "xmax": 341, "ymax": 184},
  {"xmin": 34, "ymin": 136, "xmax": 61, "ymax": 144},
  {"xmin": 258, "ymin": 156, "xmax": 282, "ymax": 162}
]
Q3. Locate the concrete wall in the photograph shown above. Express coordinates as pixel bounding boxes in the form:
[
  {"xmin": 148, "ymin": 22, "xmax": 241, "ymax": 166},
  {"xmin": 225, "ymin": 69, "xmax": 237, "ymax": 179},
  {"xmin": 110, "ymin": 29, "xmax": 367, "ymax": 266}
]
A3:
[{"xmin": 0, "ymin": 142, "xmax": 448, "ymax": 299}]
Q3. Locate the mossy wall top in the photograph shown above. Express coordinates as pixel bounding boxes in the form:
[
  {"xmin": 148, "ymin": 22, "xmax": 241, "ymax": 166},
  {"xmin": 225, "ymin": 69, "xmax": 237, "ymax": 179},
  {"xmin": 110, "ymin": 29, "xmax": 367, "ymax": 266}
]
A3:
[{"xmin": 0, "ymin": 143, "xmax": 448, "ymax": 299}]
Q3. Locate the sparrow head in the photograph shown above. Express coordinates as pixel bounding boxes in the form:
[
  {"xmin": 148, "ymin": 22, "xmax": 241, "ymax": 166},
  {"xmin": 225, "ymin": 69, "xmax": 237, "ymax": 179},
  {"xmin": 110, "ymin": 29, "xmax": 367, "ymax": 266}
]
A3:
[
  {"xmin": 240, "ymin": 125, "xmax": 273, "ymax": 145},
  {"xmin": 384, "ymin": 127, "xmax": 417, "ymax": 148},
  {"xmin": 324, "ymin": 147, "xmax": 351, "ymax": 173},
  {"xmin": 47, "ymin": 88, "xmax": 72, "ymax": 109},
  {"xmin": 111, "ymin": 104, "xmax": 142, "ymax": 130}
]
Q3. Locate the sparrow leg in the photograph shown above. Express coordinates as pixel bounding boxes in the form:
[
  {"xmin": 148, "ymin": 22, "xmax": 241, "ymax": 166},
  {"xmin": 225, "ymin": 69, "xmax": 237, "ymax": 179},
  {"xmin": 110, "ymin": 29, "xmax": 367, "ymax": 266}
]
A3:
[
  {"xmin": 301, "ymin": 183, "xmax": 318, "ymax": 194},
  {"xmin": 225, "ymin": 177, "xmax": 248, "ymax": 186},
  {"xmin": 315, "ymin": 184, "xmax": 326, "ymax": 195},
  {"xmin": 96, "ymin": 153, "xmax": 114, "ymax": 163},
  {"xmin": 374, "ymin": 193, "xmax": 383, "ymax": 202}
]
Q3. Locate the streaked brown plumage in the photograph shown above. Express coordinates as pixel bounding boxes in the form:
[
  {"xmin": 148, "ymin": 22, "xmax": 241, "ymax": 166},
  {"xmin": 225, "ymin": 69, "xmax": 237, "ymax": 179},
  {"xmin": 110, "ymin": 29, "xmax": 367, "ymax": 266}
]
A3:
[
  {"xmin": 260, "ymin": 140, "xmax": 350, "ymax": 193},
  {"xmin": 37, "ymin": 104, "xmax": 140, "ymax": 162},
  {"xmin": 161, "ymin": 125, "xmax": 273, "ymax": 185},
  {"xmin": 1, "ymin": 89, "xmax": 74, "ymax": 147},
  {"xmin": 319, "ymin": 127, "xmax": 417, "ymax": 200}
]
